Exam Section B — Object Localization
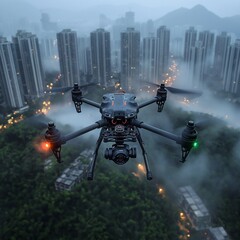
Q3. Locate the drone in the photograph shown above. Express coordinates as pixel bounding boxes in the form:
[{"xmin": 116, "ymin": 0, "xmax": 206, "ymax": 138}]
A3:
[{"xmin": 44, "ymin": 83, "xmax": 201, "ymax": 180}]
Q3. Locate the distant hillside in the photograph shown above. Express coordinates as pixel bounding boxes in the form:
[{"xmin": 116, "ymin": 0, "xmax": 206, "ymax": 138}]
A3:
[{"xmin": 155, "ymin": 5, "xmax": 240, "ymax": 36}]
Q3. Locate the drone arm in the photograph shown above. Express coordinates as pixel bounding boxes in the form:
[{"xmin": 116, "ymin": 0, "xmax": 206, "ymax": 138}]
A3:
[
  {"xmin": 131, "ymin": 119, "xmax": 181, "ymax": 143},
  {"xmin": 136, "ymin": 128, "xmax": 153, "ymax": 180},
  {"xmin": 81, "ymin": 98, "xmax": 101, "ymax": 109},
  {"xmin": 87, "ymin": 128, "xmax": 104, "ymax": 180},
  {"xmin": 62, "ymin": 119, "xmax": 107, "ymax": 143},
  {"xmin": 138, "ymin": 98, "xmax": 157, "ymax": 109}
]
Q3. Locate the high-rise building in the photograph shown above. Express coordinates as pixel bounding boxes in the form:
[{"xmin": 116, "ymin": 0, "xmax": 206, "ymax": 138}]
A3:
[
  {"xmin": 112, "ymin": 50, "xmax": 120, "ymax": 73},
  {"xmin": 142, "ymin": 36, "xmax": 157, "ymax": 83},
  {"xmin": 140, "ymin": 20, "xmax": 154, "ymax": 39},
  {"xmin": 111, "ymin": 11, "xmax": 135, "ymax": 53},
  {"xmin": 177, "ymin": 186, "xmax": 211, "ymax": 231},
  {"xmin": 57, "ymin": 29, "xmax": 80, "ymax": 86},
  {"xmin": 40, "ymin": 37, "xmax": 59, "ymax": 73},
  {"xmin": 156, "ymin": 26, "xmax": 170, "ymax": 81},
  {"xmin": 223, "ymin": 39, "xmax": 240, "ymax": 95},
  {"xmin": 78, "ymin": 37, "xmax": 91, "ymax": 76},
  {"xmin": 198, "ymin": 30, "xmax": 215, "ymax": 65},
  {"xmin": 184, "ymin": 27, "xmax": 197, "ymax": 62},
  {"xmin": 12, "ymin": 30, "xmax": 45, "ymax": 98},
  {"xmin": 41, "ymin": 13, "xmax": 58, "ymax": 32},
  {"xmin": 121, "ymin": 28, "xmax": 140, "ymax": 90},
  {"xmin": 0, "ymin": 37, "xmax": 24, "ymax": 108},
  {"xmin": 188, "ymin": 41, "xmax": 205, "ymax": 88},
  {"xmin": 40, "ymin": 38, "xmax": 58, "ymax": 60},
  {"xmin": 125, "ymin": 11, "xmax": 135, "ymax": 27},
  {"xmin": 90, "ymin": 29, "xmax": 111, "ymax": 86},
  {"xmin": 171, "ymin": 37, "xmax": 183, "ymax": 58},
  {"xmin": 214, "ymin": 32, "xmax": 231, "ymax": 79}
]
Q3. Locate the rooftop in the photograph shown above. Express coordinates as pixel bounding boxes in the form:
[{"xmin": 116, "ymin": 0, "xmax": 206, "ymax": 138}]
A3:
[
  {"xmin": 208, "ymin": 227, "xmax": 229, "ymax": 240},
  {"xmin": 178, "ymin": 185, "xmax": 210, "ymax": 217}
]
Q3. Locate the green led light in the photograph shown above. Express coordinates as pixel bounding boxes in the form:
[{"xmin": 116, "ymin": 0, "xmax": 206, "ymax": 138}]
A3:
[{"xmin": 193, "ymin": 141, "xmax": 199, "ymax": 148}]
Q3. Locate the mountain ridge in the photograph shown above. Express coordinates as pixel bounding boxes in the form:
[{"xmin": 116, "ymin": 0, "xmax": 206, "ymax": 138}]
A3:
[
  {"xmin": 0, "ymin": 2, "xmax": 239, "ymax": 36},
  {"xmin": 155, "ymin": 4, "xmax": 240, "ymax": 36}
]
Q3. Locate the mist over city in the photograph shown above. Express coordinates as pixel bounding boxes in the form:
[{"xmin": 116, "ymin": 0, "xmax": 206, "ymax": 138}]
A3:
[{"xmin": 0, "ymin": 0, "xmax": 240, "ymax": 239}]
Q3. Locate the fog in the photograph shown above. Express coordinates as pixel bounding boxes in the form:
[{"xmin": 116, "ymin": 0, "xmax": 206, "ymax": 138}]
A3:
[
  {"xmin": 1, "ymin": 0, "xmax": 239, "ymax": 37},
  {"xmin": 19, "ymin": 0, "xmax": 240, "ymax": 19},
  {"xmin": 46, "ymin": 93, "xmax": 101, "ymax": 138}
]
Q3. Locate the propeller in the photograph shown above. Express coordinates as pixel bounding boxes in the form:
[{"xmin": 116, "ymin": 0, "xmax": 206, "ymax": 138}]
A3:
[
  {"xmin": 45, "ymin": 82, "xmax": 97, "ymax": 93},
  {"xmin": 24, "ymin": 115, "xmax": 51, "ymax": 129},
  {"xmin": 194, "ymin": 117, "xmax": 224, "ymax": 131},
  {"xmin": 142, "ymin": 81, "xmax": 202, "ymax": 98},
  {"xmin": 165, "ymin": 86, "xmax": 202, "ymax": 97}
]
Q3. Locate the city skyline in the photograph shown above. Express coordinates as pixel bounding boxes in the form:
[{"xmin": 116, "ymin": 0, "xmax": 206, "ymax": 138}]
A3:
[
  {"xmin": 0, "ymin": 2, "xmax": 239, "ymax": 110},
  {"xmin": 0, "ymin": 23, "xmax": 239, "ymax": 108},
  {"xmin": 1, "ymin": 1, "xmax": 240, "ymax": 40}
]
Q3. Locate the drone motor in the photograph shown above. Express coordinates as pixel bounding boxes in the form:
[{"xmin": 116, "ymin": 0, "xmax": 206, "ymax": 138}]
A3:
[
  {"xmin": 180, "ymin": 121, "xmax": 198, "ymax": 163},
  {"xmin": 45, "ymin": 122, "xmax": 62, "ymax": 163},
  {"xmin": 156, "ymin": 84, "xmax": 167, "ymax": 112},
  {"xmin": 71, "ymin": 83, "xmax": 83, "ymax": 113}
]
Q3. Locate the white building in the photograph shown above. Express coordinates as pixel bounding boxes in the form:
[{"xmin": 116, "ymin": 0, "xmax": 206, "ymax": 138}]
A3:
[
  {"xmin": 57, "ymin": 29, "xmax": 81, "ymax": 87},
  {"xmin": 0, "ymin": 37, "xmax": 25, "ymax": 108},
  {"xmin": 12, "ymin": 30, "xmax": 45, "ymax": 98},
  {"xmin": 178, "ymin": 185, "xmax": 211, "ymax": 230},
  {"xmin": 206, "ymin": 227, "xmax": 229, "ymax": 240},
  {"xmin": 55, "ymin": 150, "xmax": 93, "ymax": 191}
]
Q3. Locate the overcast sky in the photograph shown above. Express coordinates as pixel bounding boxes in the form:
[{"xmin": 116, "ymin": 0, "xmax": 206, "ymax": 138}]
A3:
[{"xmin": 27, "ymin": 0, "xmax": 240, "ymax": 20}]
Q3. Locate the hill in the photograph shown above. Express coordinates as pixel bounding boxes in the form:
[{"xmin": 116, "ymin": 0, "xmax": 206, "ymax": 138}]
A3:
[{"xmin": 155, "ymin": 5, "xmax": 240, "ymax": 36}]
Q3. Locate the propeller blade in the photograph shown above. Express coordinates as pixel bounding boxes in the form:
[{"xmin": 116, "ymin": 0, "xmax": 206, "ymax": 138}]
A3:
[
  {"xmin": 194, "ymin": 120, "xmax": 210, "ymax": 131},
  {"xmin": 194, "ymin": 118, "xmax": 224, "ymax": 131},
  {"xmin": 24, "ymin": 115, "xmax": 51, "ymax": 129},
  {"xmin": 46, "ymin": 86, "xmax": 72, "ymax": 93},
  {"xmin": 165, "ymin": 86, "xmax": 202, "ymax": 97},
  {"xmin": 140, "ymin": 81, "xmax": 202, "ymax": 98},
  {"xmin": 45, "ymin": 82, "xmax": 97, "ymax": 93}
]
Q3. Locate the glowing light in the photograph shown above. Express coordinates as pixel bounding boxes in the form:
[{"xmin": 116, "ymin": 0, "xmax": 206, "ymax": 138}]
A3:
[
  {"xmin": 137, "ymin": 164, "xmax": 146, "ymax": 174},
  {"xmin": 193, "ymin": 141, "xmax": 199, "ymax": 149},
  {"xmin": 180, "ymin": 212, "xmax": 186, "ymax": 221},
  {"xmin": 158, "ymin": 187, "xmax": 165, "ymax": 196},
  {"xmin": 132, "ymin": 172, "xmax": 140, "ymax": 178},
  {"xmin": 41, "ymin": 141, "xmax": 51, "ymax": 152}
]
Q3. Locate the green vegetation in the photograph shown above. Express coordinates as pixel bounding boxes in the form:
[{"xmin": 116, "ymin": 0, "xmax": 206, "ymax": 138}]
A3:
[
  {"xmin": 148, "ymin": 104, "xmax": 240, "ymax": 239},
  {"xmin": 0, "ymin": 122, "xmax": 179, "ymax": 240},
  {"xmin": 197, "ymin": 125, "xmax": 240, "ymax": 239},
  {"xmin": 1, "ymin": 92, "xmax": 240, "ymax": 239}
]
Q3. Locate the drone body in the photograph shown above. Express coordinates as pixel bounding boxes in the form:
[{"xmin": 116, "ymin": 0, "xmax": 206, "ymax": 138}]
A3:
[
  {"xmin": 101, "ymin": 93, "xmax": 138, "ymax": 119},
  {"xmin": 45, "ymin": 83, "xmax": 200, "ymax": 180}
]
